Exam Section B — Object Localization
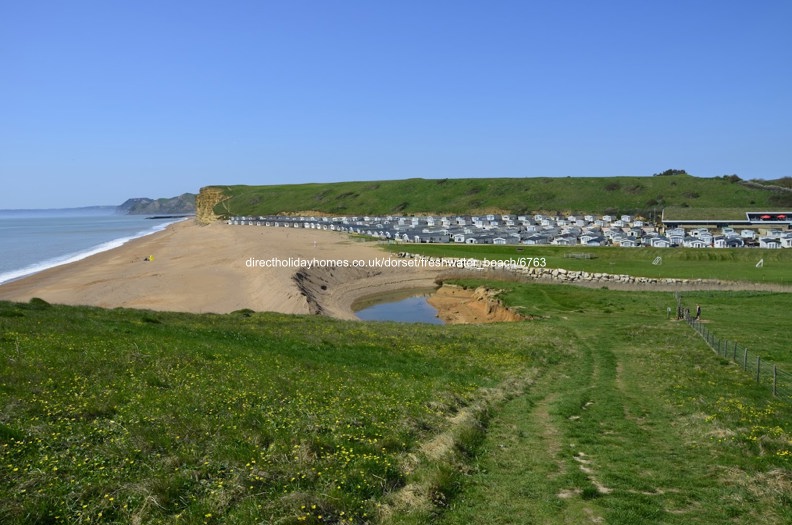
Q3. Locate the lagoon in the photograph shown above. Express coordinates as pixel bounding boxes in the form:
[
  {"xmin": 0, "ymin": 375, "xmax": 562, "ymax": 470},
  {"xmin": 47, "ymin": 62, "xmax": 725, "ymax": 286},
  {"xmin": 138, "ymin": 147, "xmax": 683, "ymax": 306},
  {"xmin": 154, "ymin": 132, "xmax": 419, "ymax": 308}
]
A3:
[{"xmin": 354, "ymin": 290, "xmax": 443, "ymax": 324}]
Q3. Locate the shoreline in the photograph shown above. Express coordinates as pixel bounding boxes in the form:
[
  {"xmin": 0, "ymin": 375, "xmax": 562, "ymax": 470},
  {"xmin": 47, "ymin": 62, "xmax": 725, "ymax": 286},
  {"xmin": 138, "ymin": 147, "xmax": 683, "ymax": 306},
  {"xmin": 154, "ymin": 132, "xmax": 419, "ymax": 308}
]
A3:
[
  {"xmin": 0, "ymin": 221, "xmax": 442, "ymax": 317},
  {"xmin": 0, "ymin": 217, "xmax": 187, "ymax": 286},
  {"xmin": 4, "ymin": 220, "xmax": 785, "ymax": 323}
]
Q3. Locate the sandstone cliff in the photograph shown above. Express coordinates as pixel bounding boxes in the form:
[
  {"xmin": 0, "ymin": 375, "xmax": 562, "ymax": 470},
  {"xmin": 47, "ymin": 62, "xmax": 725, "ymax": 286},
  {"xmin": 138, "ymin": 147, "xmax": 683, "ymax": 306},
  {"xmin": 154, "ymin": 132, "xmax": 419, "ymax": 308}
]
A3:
[{"xmin": 195, "ymin": 186, "xmax": 230, "ymax": 224}]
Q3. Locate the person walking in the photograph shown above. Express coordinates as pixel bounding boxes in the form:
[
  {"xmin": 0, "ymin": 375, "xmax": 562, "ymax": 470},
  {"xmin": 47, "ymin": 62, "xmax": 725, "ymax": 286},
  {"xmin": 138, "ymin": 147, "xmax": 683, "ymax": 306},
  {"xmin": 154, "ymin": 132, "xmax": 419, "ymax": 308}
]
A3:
[{"xmin": 695, "ymin": 304, "xmax": 701, "ymax": 320}]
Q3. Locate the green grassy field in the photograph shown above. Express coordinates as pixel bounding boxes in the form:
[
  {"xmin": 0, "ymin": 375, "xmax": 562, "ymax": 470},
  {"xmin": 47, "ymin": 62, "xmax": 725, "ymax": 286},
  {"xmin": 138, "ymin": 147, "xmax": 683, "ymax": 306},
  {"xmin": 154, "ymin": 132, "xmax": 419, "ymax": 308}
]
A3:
[
  {"xmin": 206, "ymin": 174, "xmax": 779, "ymax": 217},
  {"xmin": 674, "ymin": 290, "xmax": 792, "ymax": 365},
  {"xmin": 3, "ymin": 280, "xmax": 792, "ymax": 524},
  {"xmin": 432, "ymin": 280, "xmax": 792, "ymax": 525},
  {"xmin": 0, "ymin": 300, "xmax": 556, "ymax": 524},
  {"xmin": 387, "ymin": 243, "xmax": 792, "ymax": 285}
]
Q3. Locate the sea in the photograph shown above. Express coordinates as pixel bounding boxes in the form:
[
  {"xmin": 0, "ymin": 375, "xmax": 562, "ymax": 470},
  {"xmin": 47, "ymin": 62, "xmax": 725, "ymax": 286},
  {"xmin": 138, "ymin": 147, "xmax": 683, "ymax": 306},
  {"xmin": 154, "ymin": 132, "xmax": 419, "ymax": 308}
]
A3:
[{"xmin": 0, "ymin": 207, "xmax": 186, "ymax": 285}]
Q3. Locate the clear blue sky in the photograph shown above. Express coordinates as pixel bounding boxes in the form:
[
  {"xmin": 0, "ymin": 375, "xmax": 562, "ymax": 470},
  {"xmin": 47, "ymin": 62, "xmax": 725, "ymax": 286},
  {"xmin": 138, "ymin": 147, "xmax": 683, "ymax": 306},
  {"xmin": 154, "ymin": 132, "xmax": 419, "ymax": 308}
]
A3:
[{"xmin": 2, "ymin": 1, "xmax": 790, "ymax": 208}]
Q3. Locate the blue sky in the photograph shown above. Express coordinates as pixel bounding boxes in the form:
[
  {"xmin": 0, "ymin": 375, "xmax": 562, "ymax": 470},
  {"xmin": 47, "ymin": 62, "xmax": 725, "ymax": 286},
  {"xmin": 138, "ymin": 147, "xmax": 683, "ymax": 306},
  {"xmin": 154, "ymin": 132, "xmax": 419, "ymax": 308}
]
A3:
[{"xmin": 2, "ymin": 1, "xmax": 790, "ymax": 208}]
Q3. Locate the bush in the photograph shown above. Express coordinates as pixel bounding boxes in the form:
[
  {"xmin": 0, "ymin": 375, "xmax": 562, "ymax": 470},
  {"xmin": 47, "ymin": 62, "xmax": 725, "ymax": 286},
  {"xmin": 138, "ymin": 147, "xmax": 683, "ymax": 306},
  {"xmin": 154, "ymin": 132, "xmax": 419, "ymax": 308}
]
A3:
[
  {"xmin": 653, "ymin": 169, "xmax": 689, "ymax": 177},
  {"xmin": 28, "ymin": 297, "xmax": 51, "ymax": 310}
]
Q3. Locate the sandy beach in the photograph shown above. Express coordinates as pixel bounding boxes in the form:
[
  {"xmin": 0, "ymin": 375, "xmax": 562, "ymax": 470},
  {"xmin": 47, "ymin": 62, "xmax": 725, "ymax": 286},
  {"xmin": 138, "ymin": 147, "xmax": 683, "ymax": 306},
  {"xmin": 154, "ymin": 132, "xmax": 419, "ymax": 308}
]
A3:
[
  {"xmin": 0, "ymin": 221, "xmax": 442, "ymax": 319},
  {"xmin": 5, "ymin": 220, "xmax": 777, "ymax": 323}
]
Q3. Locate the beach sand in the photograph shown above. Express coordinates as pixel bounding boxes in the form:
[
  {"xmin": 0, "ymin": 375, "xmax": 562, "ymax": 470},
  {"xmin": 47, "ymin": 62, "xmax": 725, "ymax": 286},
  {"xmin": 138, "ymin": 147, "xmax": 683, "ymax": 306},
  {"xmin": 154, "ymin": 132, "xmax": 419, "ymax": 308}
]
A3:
[{"xmin": 0, "ymin": 221, "xmax": 441, "ymax": 319}]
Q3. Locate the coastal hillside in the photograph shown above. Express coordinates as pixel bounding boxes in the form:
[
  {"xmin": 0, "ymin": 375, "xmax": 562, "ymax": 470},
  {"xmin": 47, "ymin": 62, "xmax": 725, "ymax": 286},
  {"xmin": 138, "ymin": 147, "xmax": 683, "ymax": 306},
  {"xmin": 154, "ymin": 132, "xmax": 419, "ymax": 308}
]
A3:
[
  {"xmin": 118, "ymin": 193, "xmax": 196, "ymax": 215},
  {"xmin": 3, "ymin": 284, "xmax": 791, "ymax": 524},
  {"xmin": 198, "ymin": 173, "xmax": 784, "ymax": 219}
]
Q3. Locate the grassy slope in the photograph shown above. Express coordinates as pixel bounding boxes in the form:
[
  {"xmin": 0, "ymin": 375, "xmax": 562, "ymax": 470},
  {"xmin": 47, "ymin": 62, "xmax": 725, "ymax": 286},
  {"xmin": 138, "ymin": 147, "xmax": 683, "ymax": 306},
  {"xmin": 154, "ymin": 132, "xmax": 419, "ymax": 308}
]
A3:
[
  {"xmin": 3, "ymin": 283, "xmax": 792, "ymax": 524},
  {"xmin": 0, "ymin": 301, "xmax": 551, "ymax": 525},
  {"xmin": 208, "ymin": 175, "xmax": 776, "ymax": 217},
  {"xmin": 662, "ymin": 207, "xmax": 753, "ymax": 221},
  {"xmin": 387, "ymin": 243, "xmax": 792, "ymax": 285},
  {"xmin": 436, "ymin": 282, "xmax": 792, "ymax": 525}
]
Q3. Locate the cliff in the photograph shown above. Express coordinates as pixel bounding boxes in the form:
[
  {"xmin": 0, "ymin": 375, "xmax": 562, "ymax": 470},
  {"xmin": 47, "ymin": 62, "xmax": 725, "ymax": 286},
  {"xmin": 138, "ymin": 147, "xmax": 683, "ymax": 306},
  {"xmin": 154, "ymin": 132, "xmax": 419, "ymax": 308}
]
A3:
[
  {"xmin": 118, "ymin": 193, "xmax": 196, "ymax": 215},
  {"xmin": 195, "ymin": 186, "xmax": 230, "ymax": 224}
]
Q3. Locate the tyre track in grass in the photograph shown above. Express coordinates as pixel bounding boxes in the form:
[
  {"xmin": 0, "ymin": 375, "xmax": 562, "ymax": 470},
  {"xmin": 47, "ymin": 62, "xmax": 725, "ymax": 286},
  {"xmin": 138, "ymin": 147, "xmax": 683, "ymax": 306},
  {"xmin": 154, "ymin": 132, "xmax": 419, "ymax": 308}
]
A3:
[
  {"xmin": 438, "ymin": 317, "xmax": 768, "ymax": 525},
  {"xmin": 439, "ymin": 341, "xmax": 600, "ymax": 525}
]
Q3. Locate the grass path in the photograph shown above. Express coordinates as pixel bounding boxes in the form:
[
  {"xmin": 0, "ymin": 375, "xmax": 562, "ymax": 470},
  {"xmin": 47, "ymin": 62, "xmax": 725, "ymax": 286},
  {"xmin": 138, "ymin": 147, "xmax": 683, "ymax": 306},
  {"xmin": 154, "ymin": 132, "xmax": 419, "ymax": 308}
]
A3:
[{"xmin": 437, "ymin": 313, "xmax": 792, "ymax": 525}]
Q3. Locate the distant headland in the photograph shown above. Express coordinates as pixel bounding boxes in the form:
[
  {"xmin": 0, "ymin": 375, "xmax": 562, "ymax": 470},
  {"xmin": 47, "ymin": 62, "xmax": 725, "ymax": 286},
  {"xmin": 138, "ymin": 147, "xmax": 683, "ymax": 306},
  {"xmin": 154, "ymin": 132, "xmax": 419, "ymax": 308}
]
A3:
[{"xmin": 117, "ymin": 192, "xmax": 196, "ymax": 215}]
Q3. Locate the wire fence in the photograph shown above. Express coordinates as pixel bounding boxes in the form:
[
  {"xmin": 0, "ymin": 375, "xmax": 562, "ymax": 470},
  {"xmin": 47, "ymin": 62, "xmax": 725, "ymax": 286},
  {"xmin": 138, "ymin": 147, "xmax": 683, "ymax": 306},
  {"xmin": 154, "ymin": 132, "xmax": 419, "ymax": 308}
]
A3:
[{"xmin": 676, "ymin": 293, "xmax": 792, "ymax": 402}]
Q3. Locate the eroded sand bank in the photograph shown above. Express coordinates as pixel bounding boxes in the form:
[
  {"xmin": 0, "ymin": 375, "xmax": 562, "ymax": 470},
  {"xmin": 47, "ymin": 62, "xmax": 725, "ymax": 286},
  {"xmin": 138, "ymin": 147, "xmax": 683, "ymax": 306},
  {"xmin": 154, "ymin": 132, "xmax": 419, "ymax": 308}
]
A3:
[{"xmin": 427, "ymin": 284, "xmax": 525, "ymax": 324}]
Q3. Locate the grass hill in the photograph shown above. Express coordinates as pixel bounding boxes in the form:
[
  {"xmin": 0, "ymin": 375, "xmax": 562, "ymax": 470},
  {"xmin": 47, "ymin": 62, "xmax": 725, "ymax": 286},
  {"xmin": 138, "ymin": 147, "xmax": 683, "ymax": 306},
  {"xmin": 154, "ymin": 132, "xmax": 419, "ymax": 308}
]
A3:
[
  {"xmin": 200, "ymin": 173, "xmax": 783, "ymax": 218},
  {"xmin": 2, "ymin": 284, "xmax": 791, "ymax": 524},
  {"xmin": 0, "ymin": 300, "xmax": 546, "ymax": 524}
]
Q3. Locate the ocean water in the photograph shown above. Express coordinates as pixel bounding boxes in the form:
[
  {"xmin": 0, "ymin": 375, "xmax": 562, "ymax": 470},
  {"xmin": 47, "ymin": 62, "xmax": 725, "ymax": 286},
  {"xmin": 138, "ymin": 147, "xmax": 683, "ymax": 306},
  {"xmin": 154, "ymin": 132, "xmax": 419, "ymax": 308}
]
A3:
[{"xmin": 0, "ymin": 208, "xmax": 185, "ymax": 285}]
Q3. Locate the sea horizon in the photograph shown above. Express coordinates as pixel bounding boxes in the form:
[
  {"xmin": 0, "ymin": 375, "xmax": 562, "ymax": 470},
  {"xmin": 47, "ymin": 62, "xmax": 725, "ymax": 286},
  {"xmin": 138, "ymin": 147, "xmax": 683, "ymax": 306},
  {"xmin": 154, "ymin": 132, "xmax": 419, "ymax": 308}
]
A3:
[{"xmin": 0, "ymin": 205, "xmax": 118, "ymax": 216}]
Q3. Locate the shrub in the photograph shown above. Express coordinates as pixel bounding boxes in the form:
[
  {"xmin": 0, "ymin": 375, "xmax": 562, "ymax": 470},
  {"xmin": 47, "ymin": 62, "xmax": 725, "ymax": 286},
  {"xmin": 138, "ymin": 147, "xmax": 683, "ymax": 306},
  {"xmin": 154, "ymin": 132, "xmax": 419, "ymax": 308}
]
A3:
[
  {"xmin": 28, "ymin": 297, "xmax": 51, "ymax": 310},
  {"xmin": 653, "ymin": 169, "xmax": 689, "ymax": 176}
]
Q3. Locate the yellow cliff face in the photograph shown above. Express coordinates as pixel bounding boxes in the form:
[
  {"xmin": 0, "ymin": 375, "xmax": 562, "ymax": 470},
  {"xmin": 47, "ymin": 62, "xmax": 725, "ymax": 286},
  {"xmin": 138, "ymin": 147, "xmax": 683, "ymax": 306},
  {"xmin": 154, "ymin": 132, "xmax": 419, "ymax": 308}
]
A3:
[{"xmin": 195, "ymin": 186, "xmax": 229, "ymax": 224}]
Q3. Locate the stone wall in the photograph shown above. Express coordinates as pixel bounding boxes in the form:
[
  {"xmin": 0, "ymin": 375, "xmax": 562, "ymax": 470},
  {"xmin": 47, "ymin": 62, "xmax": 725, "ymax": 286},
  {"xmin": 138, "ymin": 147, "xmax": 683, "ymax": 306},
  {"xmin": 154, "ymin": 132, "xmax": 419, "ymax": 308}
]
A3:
[{"xmin": 397, "ymin": 252, "xmax": 717, "ymax": 287}]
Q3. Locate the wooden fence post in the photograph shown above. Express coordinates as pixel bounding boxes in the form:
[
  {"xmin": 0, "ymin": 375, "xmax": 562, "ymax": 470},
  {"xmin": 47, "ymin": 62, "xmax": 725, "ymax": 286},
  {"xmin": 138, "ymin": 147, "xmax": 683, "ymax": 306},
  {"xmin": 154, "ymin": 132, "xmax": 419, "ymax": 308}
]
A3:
[
  {"xmin": 757, "ymin": 356, "xmax": 761, "ymax": 383},
  {"xmin": 773, "ymin": 365, "xmax": 778, "ymax": 397},
  {"xmin": 743, "ymin": 348, "xmax": 748, "ymax": 371}
]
